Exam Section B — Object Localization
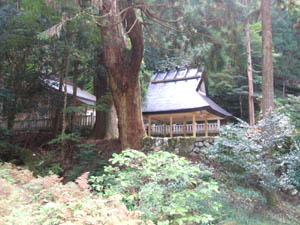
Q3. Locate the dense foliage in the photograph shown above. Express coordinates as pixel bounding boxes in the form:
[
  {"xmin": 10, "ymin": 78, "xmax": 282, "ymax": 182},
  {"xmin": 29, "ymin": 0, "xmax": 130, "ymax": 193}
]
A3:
[
  {"xmin": 0, "ymin": 163, "xmax": 153, "ymax": 225},
  {"xmin": 0, "ymin": 0, "xmax": 299, "ymax": 223},
  {"xmin": 90, "ymin": 149, "xmax": 220, "ymax": 225},
  {"xmin": 204, "ymin": 110, "xmax": 300, "ymax": 206}
]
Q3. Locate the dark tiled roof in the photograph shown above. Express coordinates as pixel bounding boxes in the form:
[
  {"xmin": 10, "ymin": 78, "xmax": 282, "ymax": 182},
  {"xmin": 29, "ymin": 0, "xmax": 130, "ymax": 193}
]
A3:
[
  {"xmin": 142, "ymin": 68, "xmax": 232, "ymax": 118},
  {"xmin": 45, "ymin": 79, "xmax": 96, "ymax": 105}
]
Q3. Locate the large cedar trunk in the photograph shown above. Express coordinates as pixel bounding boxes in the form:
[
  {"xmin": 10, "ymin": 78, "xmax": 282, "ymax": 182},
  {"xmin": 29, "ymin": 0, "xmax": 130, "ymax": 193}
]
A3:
[
  {"xmin": 97, "ymin": 0, "xmax": 145, "ymax": 150},
  {"xmin": 92, "ymin": 72, "xmax": 119, "ymax": 139},
  {"xmin": 92, "ymin": 52, "xmax": 119, "ymax": 139},
  {"xmin": 261, "ymin": 0, "xmax": 274, "ymax": 115},
  {"xmin": 109, "ymin": 71, "xmax": 145, "ymax": 149}
]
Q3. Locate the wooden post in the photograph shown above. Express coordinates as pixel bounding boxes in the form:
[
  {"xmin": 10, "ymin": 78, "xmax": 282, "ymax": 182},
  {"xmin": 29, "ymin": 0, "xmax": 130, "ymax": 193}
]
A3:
[
  {"xmin": 217, "ymin": 119, "xmax": 221, "ymax": 135},
  {"xmin": 170, "ymin": 116, "xmax": 173, "ymax": 137},
  {"xmin": 148, "ymin": 116, "xmax": 152, "ymax": 137},
  {"xmin": 205, "ymin": 119, "xmax": 208, "ymax": 137},
  {"xmin": 192, "ymin": 114, "xmax": 196, "ymax": 137},
  {"xmin": 183, "ymin": 118, "xmax": 187, "ymax": 137},
  {"xmin": 164, "ymin": 120, "xmax": 167, "ymax": 136}
]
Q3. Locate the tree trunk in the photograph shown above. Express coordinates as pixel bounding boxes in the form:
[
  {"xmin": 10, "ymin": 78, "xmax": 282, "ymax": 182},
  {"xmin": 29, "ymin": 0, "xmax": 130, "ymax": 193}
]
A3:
[
  {"xmin": 244, "ymin": 0, "xmax": 255, "ymax": 125},
  {"xmin": 261, "ymin": 0, "xmax": 274, "ymax": 115},
  {"xmin": 97, "ymin": 0, "xmax": 145, "ymax": 150},
  {"xmin": 239, "ymin": 95, "xmax": 243, "ymax": 119},
  {"xmin": 282, "ymin": 79, "xmax": 286, "ymax": 98},
  {"xmin": 7, "ymin": 64, "xmax": 15, "ymax": 130},
  {"xmin": 104, "ymin": 101, "xmax": 118, "ymax": 139},
  {"xmin": 93, "ymin": 74, "xmax": 119, "ymax": 139},
  {"xmin": 71, "ymin": 61, "xmax": 79, "ymax": 131},
  {"xmin": 92, "ymin": 51, "xmax": 119, "ymax": 139},
  {"xmin": 53, "ymin": 55, "xmax": 66, "ymax": 136},
  {"xmin": 61, "ymin": 47, "xmax": 71, "ymax": 160}
]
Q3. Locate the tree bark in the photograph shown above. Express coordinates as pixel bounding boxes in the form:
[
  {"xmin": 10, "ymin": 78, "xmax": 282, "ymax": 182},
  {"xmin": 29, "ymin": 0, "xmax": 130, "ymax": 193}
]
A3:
[
  {"xmin": 104, "ymin": 100, "xmax": 119, "ymax": 139},
  {"xmin": 97, "ymin": 0, "xmax": 145, "ymax": 150},
  {"xmin": 244, "ymin": 0, "xmax": 255, "ymax": 125},
  {"xmin": 61, "ymin": 46, "xmax": 71, "ymax": 160},
  {"xmin": 52, "ymin": 53, "xmax": 66, "ymax": 136},
  {"xmin": 7, "ymin": 63, "xmax": 15, "ymax": 130},
  {"xmin": 92, "ymin": 52, "xmax": 119, "ymax": 139},
  {"xmin": 92, "ymin": 74, "xmax": 107, "ymax": 139},
  {"xmin": 71, "ymin": 61, "xmax": 79, "ymax": 131},
  {"xmin": 261, "ymin": 0, "xmax": 274, "ymax": 115}
]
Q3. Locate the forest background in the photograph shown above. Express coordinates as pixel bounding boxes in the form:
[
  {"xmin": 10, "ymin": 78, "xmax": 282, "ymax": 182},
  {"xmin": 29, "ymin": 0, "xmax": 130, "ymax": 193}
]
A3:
[
  {"xmin": 0, "ymin": 0, "xmax": 299, "ymax": 143},
  {"xmin": 1, "ymin": 0, "xmax": 300, "ymax": 224}
]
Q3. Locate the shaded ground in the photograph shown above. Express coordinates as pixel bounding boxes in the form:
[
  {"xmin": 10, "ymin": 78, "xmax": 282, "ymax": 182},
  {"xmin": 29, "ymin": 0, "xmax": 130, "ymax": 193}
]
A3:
[{"xmin": 10, "ymin": 132, "xmax": 121, "ymax": 180}]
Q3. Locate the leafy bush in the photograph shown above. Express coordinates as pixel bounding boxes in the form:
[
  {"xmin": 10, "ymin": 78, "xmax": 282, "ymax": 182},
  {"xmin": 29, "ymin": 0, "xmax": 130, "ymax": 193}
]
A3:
[
  {"xmin": 283, "ymin": 140, "xmax": 300, "ymax": 189},
  {"xmin": 204, "ymin": 111, "xmax": 295, "ymax": 206},
  {"xmin": 0, "ymin": 163, "xmax": 152, "ymax": 225},
  {"xmin": 27, "ymin": 151, "xmax": 63, "ymax": 177},
  {"xmin": 90, "ymin": 149, "xmax": 220, "ymax": 225},
  {"xmin": 278, "ymin": 95, "xmax": 300, "ymax": 131},
  {"xmin": 65, "ymin": 143, "xmax": 106, "ymax": 181}
]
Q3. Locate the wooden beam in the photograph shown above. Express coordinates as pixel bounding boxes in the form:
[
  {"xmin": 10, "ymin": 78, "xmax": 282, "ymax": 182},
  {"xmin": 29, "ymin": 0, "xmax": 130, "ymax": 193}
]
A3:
[
  {"xmin": 183, "ymin": 118, "xmax": 187, "ymax": 137},
  {"xmin": 145, "ymin": 111, "xmax": 224, "ymax": 121},
  {"xmin": 192, "ymin": 114, "xmax": 196, "ymax": 137},
  {"xmin": 170, "ymin": 116, "xmax": 173, "ymax": 137},
  {"xmin": 151, "ymin": 75, "xmax": 201, "ymax": 84},
  {"xmin": 148, "ymin": 116, "xmax": 152, "ymax": 137},
  {"xmin": 205, "ymin": 119, "xmax": 208, "ymax": 137},
  {"xmin": 164, "ymin": 120, "xmax": 167, "ymax": 137}
]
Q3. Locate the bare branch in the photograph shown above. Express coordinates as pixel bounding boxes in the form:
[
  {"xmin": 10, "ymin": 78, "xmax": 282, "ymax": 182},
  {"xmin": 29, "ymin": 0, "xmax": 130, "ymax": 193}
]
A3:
[
  {"xmin": 43, "ymin": 22, "xmax": 64, "ymax": 38},
  {"xmin": 124, "ymin": 7, "xmax": 144, "ymax": 77},
  {"xmin": 142, "ymin": 9, "xmax": 183, "ymax": 32},
  {"xmin": 124, "ymin": 13, "xmax": 138, "ymax": 34},
  {"xmin": 39, "ymin": 14, "xmax": 80, "ymax": 38}
]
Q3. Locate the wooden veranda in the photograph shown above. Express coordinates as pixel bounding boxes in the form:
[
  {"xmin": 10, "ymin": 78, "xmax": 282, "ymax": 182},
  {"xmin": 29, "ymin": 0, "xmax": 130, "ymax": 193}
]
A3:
[{"xmin": 145, "ymin": 110, "xmax": 223, "ymax": 137}]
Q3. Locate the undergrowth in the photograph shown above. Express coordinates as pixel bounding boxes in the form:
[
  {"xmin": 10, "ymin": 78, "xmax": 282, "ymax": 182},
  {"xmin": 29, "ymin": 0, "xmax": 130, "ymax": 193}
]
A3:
[{"xmin": 0, "ymin": 163, "xmax": 153, "ymax": 225}]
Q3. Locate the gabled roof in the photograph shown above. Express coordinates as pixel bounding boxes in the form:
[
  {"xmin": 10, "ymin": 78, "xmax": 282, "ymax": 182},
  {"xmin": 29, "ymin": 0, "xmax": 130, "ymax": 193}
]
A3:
[
  {"xmin": 45, "ymin": 79, "xmax": 96, "ymax": 105},
  {"xmin": 142, "ymin": 68, "xmax": 232, "ymax": 118}
]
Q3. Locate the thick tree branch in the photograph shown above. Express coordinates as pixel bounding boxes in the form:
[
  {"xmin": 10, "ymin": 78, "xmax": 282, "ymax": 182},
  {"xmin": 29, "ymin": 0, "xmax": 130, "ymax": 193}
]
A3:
[{"xmin": 124, "ymin": 7, "xmax": 144, "ymax": 80}]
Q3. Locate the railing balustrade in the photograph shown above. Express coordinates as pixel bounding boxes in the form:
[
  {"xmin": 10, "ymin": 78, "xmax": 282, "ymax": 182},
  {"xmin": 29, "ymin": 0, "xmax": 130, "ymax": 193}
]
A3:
[
  {"xmin": 5, "ymin": 115, "xmax": 220, "ymax": 135},
  {"xmin": 149, "ymin": 122, "xmax": 220, "ymax": 136},
  {"xmin": 10, "ymin": 114, "xmax": 96, "ymax": 131}
]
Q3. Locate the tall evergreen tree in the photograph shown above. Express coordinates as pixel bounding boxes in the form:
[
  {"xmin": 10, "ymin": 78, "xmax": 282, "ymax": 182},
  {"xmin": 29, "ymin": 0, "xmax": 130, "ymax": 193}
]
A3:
[
  {"xmin": 261, "ymin": 0, "xmax": 274, "ymax": 115},
  {"xmin": 244, "ymin": 0, "xmax": 255, "ymax": 125}
]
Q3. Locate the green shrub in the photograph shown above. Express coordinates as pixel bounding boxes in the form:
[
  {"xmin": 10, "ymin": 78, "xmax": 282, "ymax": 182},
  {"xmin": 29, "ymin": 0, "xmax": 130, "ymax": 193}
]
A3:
[
  {"xmin": 65, "ymin": 143, "xmax": 106, "ymax": 181},
  {"xmin": 283, "ymin": 140, "xmax": 300, "ymax": 189},
  {"xmin": 90, "ymin": 149, "xmax": 221, "ymax": 225},
  {"xmin": 278, "ymin": 95, "xmax": 300, "ymax": 131},
  {"xmin": 30, "ymin": 152, "xmax": 63, "ymax": 177},
  {"xmin": 204, "ymin": 111, "xmax": 295, "ymax": 206}
]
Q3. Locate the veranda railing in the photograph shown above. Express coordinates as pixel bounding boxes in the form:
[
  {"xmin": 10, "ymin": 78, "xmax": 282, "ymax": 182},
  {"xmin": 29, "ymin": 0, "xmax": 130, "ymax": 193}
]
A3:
[
  {"xmin": 148, "ymin": 123, "xmax": 220, "ymax": 136},
  {"xmin": 10, "ymin": 114, "xmax": 96, "ymax": 131}
]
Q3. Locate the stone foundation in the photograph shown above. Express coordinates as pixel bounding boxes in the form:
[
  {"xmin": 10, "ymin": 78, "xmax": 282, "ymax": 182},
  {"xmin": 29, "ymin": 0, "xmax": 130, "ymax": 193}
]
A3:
[{"xmin": 142, "ymin": 136, "xmax": 215, "ymax": 157}]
